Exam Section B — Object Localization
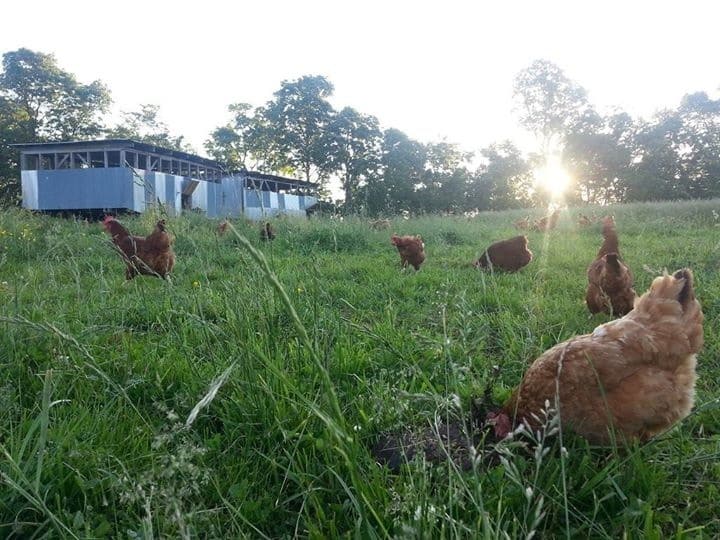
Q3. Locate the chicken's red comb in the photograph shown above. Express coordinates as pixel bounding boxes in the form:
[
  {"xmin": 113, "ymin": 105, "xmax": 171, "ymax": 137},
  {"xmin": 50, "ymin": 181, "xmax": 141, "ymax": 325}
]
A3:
[{"xmin": 103, "ymin": 215, "xmax": 115, "ymax": 224}]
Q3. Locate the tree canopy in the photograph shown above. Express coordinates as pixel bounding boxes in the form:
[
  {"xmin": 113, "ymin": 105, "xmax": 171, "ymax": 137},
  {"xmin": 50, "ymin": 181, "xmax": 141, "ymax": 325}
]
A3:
[{"xmin": 2, "ymin": 49, "xmax": 720, "ymax": 212}]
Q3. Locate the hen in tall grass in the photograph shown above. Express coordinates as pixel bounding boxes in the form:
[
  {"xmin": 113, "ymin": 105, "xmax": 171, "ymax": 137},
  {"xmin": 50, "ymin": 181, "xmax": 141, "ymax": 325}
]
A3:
[
  {"xmin": 103, "ymin": 216, "xmax": 175, "ymax": 279},
  {"xmin": 260, "ymin": 222, "xmax": 276, "ymax": 241},
  {"xmin": 586, "ymin": 216, "xmax": 636, "ymax": 316},
  {"xmin": 474, "ymin": 235, "xmax": 533, "ymax": 272},
  {"xmin": 489, "ymin": 269, "xmax": 703, "ymax": 445},
  {"xmin": 391, "ymin": 234, "xmax": 426, "ymax": 270}
]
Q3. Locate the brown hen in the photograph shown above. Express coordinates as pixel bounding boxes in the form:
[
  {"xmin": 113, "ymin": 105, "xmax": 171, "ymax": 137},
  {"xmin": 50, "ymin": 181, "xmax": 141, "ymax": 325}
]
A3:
[
  {"xmin": 474, "ymin": 235, "xmax": 533, "ymax": 272},
  {"xmin": 586, "ymin": 216, "xmax": 636, "ymax": 316},
  {"xmin": 490, "ymin": 269, "xmax": 703, "ymax": 444},
  {"xmin": 513, "ymin": 217, "xmax": 530, "ymax": 231},
  {"xmin": 260, "ymin": 222, "xmax": 276, "ymax": 241},
  {"xmin": 103, "ymin": 216, "xmax": 175, "ymax": 280},
  {"xmin": 391, "ymin": 234, "xmax": 426, "ymax": 270}
]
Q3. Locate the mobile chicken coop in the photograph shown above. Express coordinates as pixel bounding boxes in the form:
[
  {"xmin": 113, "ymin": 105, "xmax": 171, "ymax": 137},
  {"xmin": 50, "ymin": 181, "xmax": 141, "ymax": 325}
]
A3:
[{"xmin": 15, "ymin": 139, "xmax": 318, "ymax": 218}]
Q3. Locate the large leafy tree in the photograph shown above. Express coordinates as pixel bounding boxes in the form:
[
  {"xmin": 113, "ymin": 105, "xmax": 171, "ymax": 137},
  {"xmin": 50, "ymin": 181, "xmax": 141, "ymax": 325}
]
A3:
[
  {"xmin": 563, "ymin": 112, "xmax": 635, "ymax": 204},
  {"xmin": 417, "ymin": 141, "xmax": 472, "ymax": 213},
  {"xmin": 0, "ymin": 48, "xmax": 110, "ymax": 140},
  {"xmin": 107, "ymin": 104, "xmax": 192, "ymax": 152},
  {"xmin": 326, "ymin": 107, "xmax": 382, "ymax": 211},
  {"xmin": 359, "ymin": 128, "xmax": 426, "ymax": 215},
  {"xmin": 0, "ymin": 48, "xmax": 111, "ymax": 205},
  {"xmin": 673, "ymin": 92, "xmax": 720, "ymax": 199},
  {"xmin": 0, "ymin": 96, "xmax": 29, "ymax": 205},
  {"xmin": 513, "ymin": 59, "xmax": 594, "ymax": 151},
  {"xmin": 263, "ymin": 75, "xmax": 335, "ymax": 184},
  {"xmin": 204, "ymin": 103, "xmax": 284, "ymax": 173},
  {"xmin": 627, "ymin": 93, "xmax": 720, "ymax": 202},
  {"xmin": 469, "ymin": 142, "xmax": 532, "ymax": 210},
  {"xmin": 626, "ymin": 112, "xmax": 684, "ymax": 201}
]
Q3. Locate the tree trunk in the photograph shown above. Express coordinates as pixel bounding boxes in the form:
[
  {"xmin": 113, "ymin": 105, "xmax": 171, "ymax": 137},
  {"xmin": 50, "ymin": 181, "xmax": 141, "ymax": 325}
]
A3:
[{"xmin": 344, "ymin": 179, "xmax": 353, "ymax": 210}]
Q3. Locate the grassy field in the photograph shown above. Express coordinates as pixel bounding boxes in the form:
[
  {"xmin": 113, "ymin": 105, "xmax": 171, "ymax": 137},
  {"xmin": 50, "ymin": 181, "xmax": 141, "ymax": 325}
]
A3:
[{"xmin": 1, "ymin": 200, "xmax": 720, "ymax": 538}]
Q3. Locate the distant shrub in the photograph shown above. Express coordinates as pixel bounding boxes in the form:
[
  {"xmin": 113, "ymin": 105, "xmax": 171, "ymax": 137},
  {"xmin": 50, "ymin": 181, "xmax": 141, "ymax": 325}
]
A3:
[{"xmin": 439, "ymin": 230, "xmax": 467, "ymax": 246}]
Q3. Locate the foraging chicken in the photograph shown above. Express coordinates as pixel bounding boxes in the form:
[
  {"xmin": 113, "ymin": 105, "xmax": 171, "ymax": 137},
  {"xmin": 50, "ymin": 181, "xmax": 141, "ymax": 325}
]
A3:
[
  {"xmin": 586, "ymin": 216, "xmax": 636, "ymax": 316},
  {"xmin": 391, "ymin": 233, "xmax": 426, "ymax": 270},
  {"xmin": 532, "ymin": 217, "xmax": 549, "ymax": 232},
  {"xmin": 370, "ymin": 218, "xmax": 392, "ymax": 230},
  {"xmin": 103, "ymin": 216, "xmax": 175, "ymax": 279},
  {"xmin": 474, "ymin": 235, "xmax": 533, "ymax": 272},
  {"xmin": 577, "ymin": 214, "xmax": 592, "ymax": 227},
  {"xmin": 547, "ymin": 208, "xmax": 561, "ymax": 229},
  {"xmin": 217, "ymin": 220, "xmax": 230, "ymax": 235},
  {"xmin": 514, "ymin": 217, "xmax": 530, "ymax": 231},
  {"xmin": 260, "ymin": 222, "xmax": 276, "ymax": 241},
  {"xmin": 533, "ymin": 209, "xmax": 561, "ymax": 232},
  {"xmin": 488, "ymin": 269, "xmax": 703, "ymax": 445}
]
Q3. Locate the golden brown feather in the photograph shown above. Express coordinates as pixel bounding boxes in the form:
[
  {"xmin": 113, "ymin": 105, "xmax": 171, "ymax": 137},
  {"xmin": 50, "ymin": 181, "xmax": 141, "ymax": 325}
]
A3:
[
  {"xmin": 103, "ymin": 216, "xmax": 175, "ymax": 279},
  {"xmin": 390, "ymin": 233, "xmax": 426, "ymax": 270},
  {"xmin": 474, "ymin": 235, "xmax": 533, "ymax": 272},
  {"xmin": 586, "ymin": 215, "xmax": 636, "ymax": 316},
  {"xmin": 492, "ymin": 269, "xmax": 703, "ymax": 444}
]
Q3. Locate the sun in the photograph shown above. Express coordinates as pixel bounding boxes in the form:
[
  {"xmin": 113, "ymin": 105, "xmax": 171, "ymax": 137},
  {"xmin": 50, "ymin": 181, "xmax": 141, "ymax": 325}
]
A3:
[{"xmin": 533, "ymin": 156, "xmax": 572, "ymax": 199}]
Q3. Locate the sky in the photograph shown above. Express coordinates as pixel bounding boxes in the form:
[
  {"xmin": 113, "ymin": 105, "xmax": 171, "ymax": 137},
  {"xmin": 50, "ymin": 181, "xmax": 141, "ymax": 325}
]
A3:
[{"xmin": 2, "ymin": 0, "xmax": 719, "ymax": 169}]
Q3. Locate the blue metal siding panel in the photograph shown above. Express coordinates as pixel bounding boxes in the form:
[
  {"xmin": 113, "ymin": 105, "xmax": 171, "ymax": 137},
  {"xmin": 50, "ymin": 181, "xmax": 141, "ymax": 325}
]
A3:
[
  {"xmin": 159, "ymin": 175, "xmax": 169, "ymax": 205},
  {"xmin": 218, "ymin": 179, "xmax": 243, "ymax": 216},
  {"xmin": 21, "ymin": 171, "xmax": 39, "ymax": 209},
  {"xmin": 205, "ymin": 183, "xmax": 214, "ymax": 217},
  {"xmin": 142, "ymin": 172, "xmax": 161, "ymax": 207},
  {"xmin": 36, "ymin": 168, "xmax": 134, "ymax": 210},
  {"xmin": 302, "ymin": 196, "xmax": 318, "ymax": 210},
  {"xmin": 205, "ymin": 182, "xmax": 217, "ymax": 217},
  {"xmin": 278, "ymin": 194, "xmax": 285, "ymax": 210},
  {"xmin": 215, "ymin": 183, "xmax": 223, "ymax": 216},
  {"xmin": 133, "ymin": 175, "xmax": 146, "ymax": 212},
  {"xmin": 165, "ymin": 174, "xmax": 183, "ymax": 215},
  {"xmin": 245, "ymin": 190, "xmax": 260, "ymax": 208},
  {"xmin": 144, "ymin": 173, "xmax": 154, "ymax": 208},
  {"xmin": 191, "ymin": 181, "xmax": 207, "ymax": 212},
  {"xmin": 166, "ymin": 178, "xmax": 176, "ymax": 213},
  {"xmin": 284, "ymin": 194, "xmax": 300, "ymax": 211},
  {"xmin": 175, "ymin": 178, "xmax": 183, "ymax": 214},
  {"xmin": 134, "ymin": 172, "xmax": 185, "ymax": 214},
  {"xmin": 262, "ymin": 191, "xmax": 271, "ymax": 208}
]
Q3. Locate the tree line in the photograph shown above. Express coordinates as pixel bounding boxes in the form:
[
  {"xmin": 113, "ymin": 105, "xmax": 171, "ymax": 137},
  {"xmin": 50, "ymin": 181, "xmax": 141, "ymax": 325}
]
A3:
[{"xmin": 1, "ymin": 49, "xmax": 719, "ymax": 213}]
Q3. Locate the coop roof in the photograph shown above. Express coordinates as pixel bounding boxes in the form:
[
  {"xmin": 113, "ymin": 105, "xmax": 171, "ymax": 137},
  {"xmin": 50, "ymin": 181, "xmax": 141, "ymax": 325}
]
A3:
[
  {"xmin": 12, "ymin": 139, "xmax": 223, "ymax": 169},
  {"xmin": 12, "ymin": 139, "xmax": 320, "ymax": 189}
]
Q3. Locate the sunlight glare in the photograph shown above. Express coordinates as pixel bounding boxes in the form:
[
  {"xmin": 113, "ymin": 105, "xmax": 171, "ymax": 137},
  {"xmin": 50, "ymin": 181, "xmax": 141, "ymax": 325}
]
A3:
[{"xmin": 533, "ymin": 157, "xmax": 572, "ymax": 199}]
